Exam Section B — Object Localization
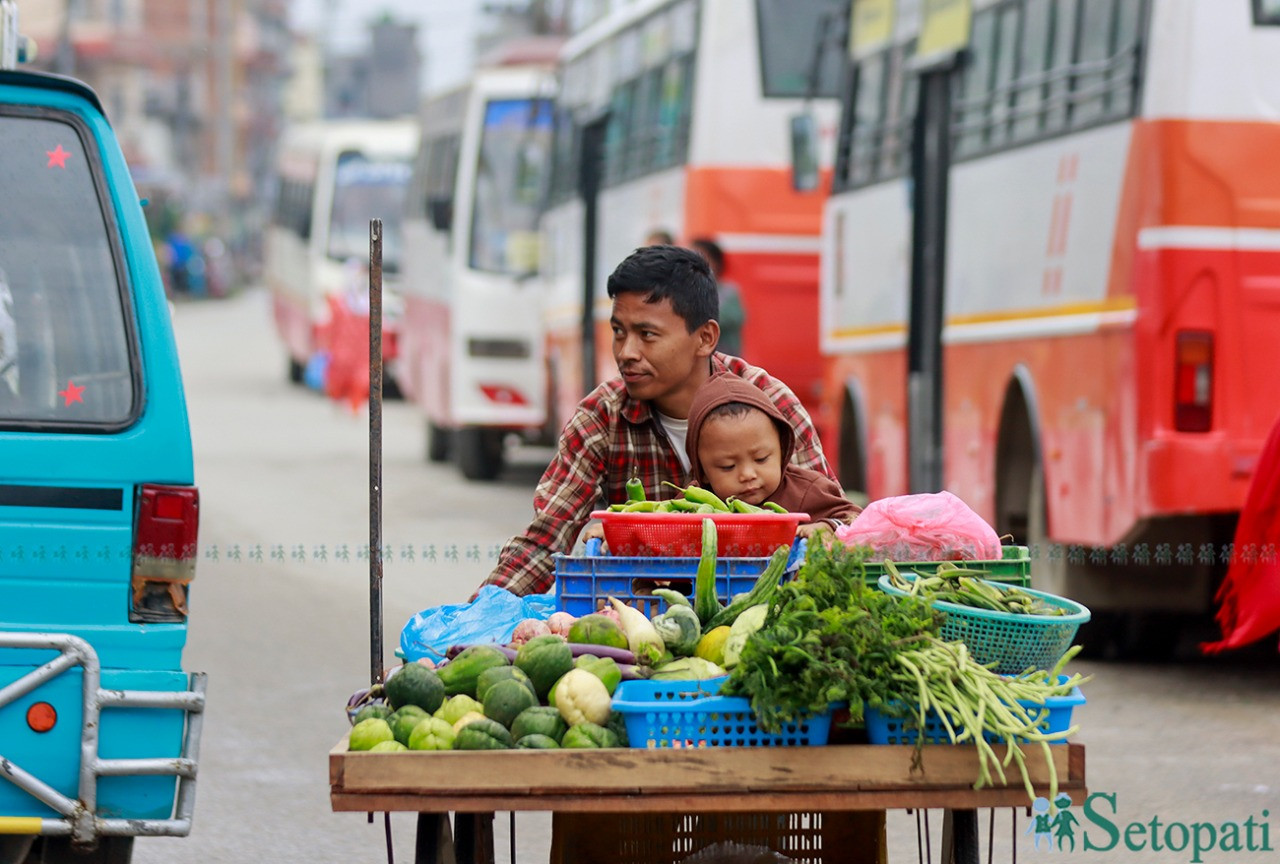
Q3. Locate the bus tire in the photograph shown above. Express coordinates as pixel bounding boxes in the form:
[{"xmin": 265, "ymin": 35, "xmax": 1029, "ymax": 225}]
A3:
[
  {"xmin": 287, "ymin": 356, "xmax": 305, "ymax": 384},
  {"xmin": 24, "ymin": 836, "xmax": 133, "ymax": 864},
  {"xmin": 457, "ymin": 427, "xmax": 504, "ymax": 481},
  {"xmin": 426, "ymin": 422, "xmax": 452, "ymax": 463}
]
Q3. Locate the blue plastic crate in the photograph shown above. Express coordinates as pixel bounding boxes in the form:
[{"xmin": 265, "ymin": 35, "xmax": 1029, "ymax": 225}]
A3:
[
  {"xmin": 863, "ymin": 677, "xmax": 1085, "ymax": 745},
  {"xmin": 611, "ymin": 677, "xmax": 833, "ymax": 748},
  {"xmin": 554, "ymin": 539, "xmax": 803, "ymax": 618}
]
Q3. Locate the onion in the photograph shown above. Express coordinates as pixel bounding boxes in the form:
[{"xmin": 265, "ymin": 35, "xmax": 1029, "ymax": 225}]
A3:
[
  {"xmin": 546, "ymin": 611, "xmax": 576, "ymax": 637},
  {"xmin": 510, "ymin": 618, "xmax": 552, "ymax": 645}
]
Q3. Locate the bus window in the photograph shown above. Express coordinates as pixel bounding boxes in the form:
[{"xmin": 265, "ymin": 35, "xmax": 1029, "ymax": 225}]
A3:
[
  {"xmin": 328, "ymin": 153, "xmax": 412, "ymax": 271},
  {"xmin": 755, "ymin": 0, "xmax": 845, "ymax": 98},
  {"xmin": 1043, "ymin": 0, "xmax": 1079, "ymax": 133},
  {"xmin": 1071, "ymin": 0, "xmax": 1116, "ymax": 125},
  {"xmin": 955, "ymin": 11, "xmax": 997, "ymax": 158},
  {"xmin": 1257, "ymin": 0, "xmax": 1280, "ymax": 24},
  {"xmin": 0, "ymin": 114, "xmax": 135, "ymax": 426},
  {"xmin": 469, "ymin": 98, "xmax": 553, "ymax": 275},
  {"xmin": 1013, "ymin": 0, "xmax": 1053, "ymax": 141},
  {"xmin": 988, "ymin": 3, "xmax": 1022, "ymax": 148}
]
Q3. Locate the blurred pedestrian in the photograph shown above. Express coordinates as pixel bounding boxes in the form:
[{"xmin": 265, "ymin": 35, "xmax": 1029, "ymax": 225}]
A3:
[
  {"xmin": 691, "ymin": 237, "xmax": 745, "ymax": 358},
  {"xmin": 644, "ymin": 228, "xmax": 674, "ymax": 246}
]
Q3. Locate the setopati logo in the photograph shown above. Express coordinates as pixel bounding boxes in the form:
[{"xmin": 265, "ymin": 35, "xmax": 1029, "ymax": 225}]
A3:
[{"xmin": 1026, "ymin": 793, "xmax": 1273, "ymax": 862}]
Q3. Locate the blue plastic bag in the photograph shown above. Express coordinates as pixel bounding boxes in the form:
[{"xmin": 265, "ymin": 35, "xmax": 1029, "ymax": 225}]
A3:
[{"xmin": 399, "ymin": 586, "xmax": 556, "ymax": 663}]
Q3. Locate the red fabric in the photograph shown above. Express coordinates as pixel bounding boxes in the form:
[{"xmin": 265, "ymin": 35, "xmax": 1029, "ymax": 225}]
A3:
[
  {"xmin": 1202, "ymin": 416, "xmax": 1280, "ymax": 654},
  {"xmin": 324, "ymin": 295, "xmax": 370, "ymax": 412}
]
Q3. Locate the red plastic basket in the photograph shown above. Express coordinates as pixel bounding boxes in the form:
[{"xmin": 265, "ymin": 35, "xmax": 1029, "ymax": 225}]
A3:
[{"xmin": 590, "ymin": 510, "xmax": 808, "ymax": 557}]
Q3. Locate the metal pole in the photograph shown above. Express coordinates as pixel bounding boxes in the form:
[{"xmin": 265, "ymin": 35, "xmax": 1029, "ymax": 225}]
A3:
[{"xmin": 369, "ymin": 219, "xmax": 384, "ymax": 687}]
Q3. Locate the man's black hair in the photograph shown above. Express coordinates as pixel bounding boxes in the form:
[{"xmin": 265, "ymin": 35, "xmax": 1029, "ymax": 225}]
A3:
[{"xmin": 607, "ymin": 244, "xmax": 719, "ymax": 333}]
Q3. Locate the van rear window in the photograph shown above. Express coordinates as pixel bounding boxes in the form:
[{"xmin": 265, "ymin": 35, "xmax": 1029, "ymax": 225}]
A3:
[{"xmin": 0, "ymin": 112, "xmax": 137, "ymax": 427}]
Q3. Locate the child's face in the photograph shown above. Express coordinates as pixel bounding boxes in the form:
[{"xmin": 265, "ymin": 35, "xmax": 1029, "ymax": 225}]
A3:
[{"xmin": 697, "ymin": 410, "xmax": 783, "ymax": 506}]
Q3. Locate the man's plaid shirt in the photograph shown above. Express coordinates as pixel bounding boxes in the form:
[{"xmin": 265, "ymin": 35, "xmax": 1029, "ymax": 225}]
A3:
[{"xmin": 481, "ymin": 353, "xmax": 836, "ymax": 596}]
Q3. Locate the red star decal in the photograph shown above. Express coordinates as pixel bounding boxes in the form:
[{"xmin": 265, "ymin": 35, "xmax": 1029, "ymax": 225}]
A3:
[
  {"xmin": 59, "ymin": 380, "xmax": 85, "ymax": 406},
  {"xmin": 47, "ymin": 144, "xmax": 71, "ymax": 169}
]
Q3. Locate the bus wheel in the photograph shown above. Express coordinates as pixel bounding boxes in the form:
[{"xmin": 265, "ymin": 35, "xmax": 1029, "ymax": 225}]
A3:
[
  {"xmin": 24, "ymin": 836, "xmax": 133, "ymax": 864},
  {"xmin": 457, "ymin": 427, "xmax": 505, "ymax": 481},
  {"xmin": 287, "ymin": 356, "xmax": 304, "ymax": 384},
  {"xmin": 426, "ymin": 422, "xmax": 452, "ymax": 463}
]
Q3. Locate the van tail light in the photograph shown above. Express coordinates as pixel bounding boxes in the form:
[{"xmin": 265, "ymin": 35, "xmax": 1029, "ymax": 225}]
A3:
[
  {"xmin": 1174, "ymin": 331, "xmax": 1214, "ymax": 433},
  {"xmin": 129, "ymin": 484, "xmax": 199, "ymax": 623}
]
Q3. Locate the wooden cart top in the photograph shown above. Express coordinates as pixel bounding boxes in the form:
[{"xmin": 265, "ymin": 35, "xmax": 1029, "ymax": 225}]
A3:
[{"xmin": 330, "ymin": 740, "xmax": 1086, "ymax": 813}]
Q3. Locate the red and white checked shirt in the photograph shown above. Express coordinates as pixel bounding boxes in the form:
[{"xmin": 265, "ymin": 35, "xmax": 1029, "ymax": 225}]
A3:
[{"xmin": 481, "ymin": 354, "xmax": 837, "ymax": 596}]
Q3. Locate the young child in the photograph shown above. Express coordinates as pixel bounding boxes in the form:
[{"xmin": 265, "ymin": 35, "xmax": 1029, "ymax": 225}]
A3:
[{"xmin": 687, "ymin": 373, "xmax": 860, "ymax": 538}]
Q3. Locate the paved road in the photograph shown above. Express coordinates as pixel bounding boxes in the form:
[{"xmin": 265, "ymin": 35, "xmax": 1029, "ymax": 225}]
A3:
[{"xmin": 133, "ymin": 289, "xmax": 1280, "ymax": 864}]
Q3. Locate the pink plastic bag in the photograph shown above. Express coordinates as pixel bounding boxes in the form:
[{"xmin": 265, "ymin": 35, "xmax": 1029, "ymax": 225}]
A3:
[{"xmin": 835, "ymin": 491, "xmax": 1001, "ymax": 562}]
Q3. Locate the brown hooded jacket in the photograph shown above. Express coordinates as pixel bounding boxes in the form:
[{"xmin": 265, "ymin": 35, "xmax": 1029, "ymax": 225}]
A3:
[{"xmin": 686, "ymin": 374, "xmax": 859, "ymax": 526}]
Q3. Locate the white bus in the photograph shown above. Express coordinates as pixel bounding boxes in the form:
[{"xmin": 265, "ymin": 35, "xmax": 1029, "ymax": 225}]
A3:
[
  {"xmin": 265, "ymin": 118, "xmax": 418, "ymax": 388},
  {"xmin": 398, "ymin": 39, "xmax": 559, "ymax": 480},
  {"xmin": 539, "ymin": 0, "xmax": 845, "ymax": 436},
  {"xmin": 821, "ymin": 0, "xmax": 1280, "ymax": 652}
]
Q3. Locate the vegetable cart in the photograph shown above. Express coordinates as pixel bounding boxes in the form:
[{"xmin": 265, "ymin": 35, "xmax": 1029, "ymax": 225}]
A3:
[
  {"xmin": 329, "ymin": 739, "xmax": 1087, "ymax": 863},
  {"xmin": 333, "ymin": 223, "xmax": 1088, "ymax": 863}
]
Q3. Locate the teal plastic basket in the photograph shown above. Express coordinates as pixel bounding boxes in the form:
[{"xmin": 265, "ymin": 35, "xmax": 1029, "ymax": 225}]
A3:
[
  {"xmin": 611, "ymin": 677, "xmax": 834, "ymax": 748},
  {"xmin": 878, "ymin": 575, "xmax": 1091, "ymax": 674}
]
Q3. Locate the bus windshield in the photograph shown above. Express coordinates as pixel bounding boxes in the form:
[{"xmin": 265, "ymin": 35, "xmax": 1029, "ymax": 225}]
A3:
[
  {"xmin": 469, "ymin": 98, "xmax": 553, "ymax": 275},
  {"xmin": 327, "ymin": 153, "xmax": 412, "ymax": 270},
  {"xmin": 0, "ymin": 113, "xmax": 136, "ymax": 427},
  {"xmin": 755, "ymin": 0, "xmax": 846, "ymax": 98}
]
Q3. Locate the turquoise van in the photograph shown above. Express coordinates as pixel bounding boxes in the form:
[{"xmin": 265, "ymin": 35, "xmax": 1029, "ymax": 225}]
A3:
[{"xmin": 0, "ymin": 8, "xmax": 205, "ymax": 863}]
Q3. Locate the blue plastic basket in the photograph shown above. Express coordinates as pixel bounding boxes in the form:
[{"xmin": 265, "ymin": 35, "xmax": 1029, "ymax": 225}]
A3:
[
  {"xmin": 877, "ymin": 575, "xmax": 1090, "ymax": 674},
  {"xmin": 863, "ymin": 677, "xmax": 1085, "ymax": 745},
  {"xmin": 611, "ymin": 677, "xmax": 834, "ymax": 748},
  {"xmin": 554, "ymin": 539, "xmax": 803, "ymax": 618}
]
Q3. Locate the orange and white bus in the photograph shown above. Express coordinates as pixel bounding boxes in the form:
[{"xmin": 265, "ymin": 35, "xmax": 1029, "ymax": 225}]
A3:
[
  {"xmin": 822, "ymin": 0, "xmax": 1280, "ymax": 644},
  {"xmin": 397, "ymin": 40, "xmax": 559, "ymax": 480},
  {"xmin": 539, "ymin": 0, "xmax": 845, "ymax": 432}
]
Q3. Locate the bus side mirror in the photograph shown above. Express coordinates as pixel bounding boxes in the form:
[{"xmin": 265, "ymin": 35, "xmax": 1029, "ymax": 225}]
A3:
[
  {"xmin": 427, "ymin": 196, "xmax": 453, "ymax": 233},
  {"xmin": 789, "ymin": 113, "xmax": 820, "ymax": 192}
]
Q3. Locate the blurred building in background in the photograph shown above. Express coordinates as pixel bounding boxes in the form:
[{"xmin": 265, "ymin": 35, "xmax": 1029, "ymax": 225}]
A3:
[
  {"xmin": 323, "ymin": 15, "xmax": 419, "ymax": 119},
  {"xmin": 19, "ymin": 0, "xmax": 292, "ymax": 294}
]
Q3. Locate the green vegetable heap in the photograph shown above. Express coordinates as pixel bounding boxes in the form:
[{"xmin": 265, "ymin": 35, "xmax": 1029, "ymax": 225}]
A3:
[
  {"xmin": 885, "ymin": 562, "xmax": 1068, "ymax": 616},
  {"xmin": 724, "ymin": 540, "xmax": 1089, "ymax": 804}
]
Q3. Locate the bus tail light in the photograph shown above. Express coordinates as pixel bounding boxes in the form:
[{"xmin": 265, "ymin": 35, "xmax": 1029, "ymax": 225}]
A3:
[
  {"xmin": 129, "ymin": 485, "xmax": 200, "ymax": 623},
  {"xmin": 1174, "ymin": 331, "xmax": 1214, "ymax": 432},
  {"xmin": 479, "ymin": 384, "xmax": 529, "ymax": 406}
]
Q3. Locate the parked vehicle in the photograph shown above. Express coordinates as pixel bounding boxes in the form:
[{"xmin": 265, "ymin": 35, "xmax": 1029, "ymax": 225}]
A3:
[
  {"xmin": 0, "ymin": 6, "xmax": 204, "ymax": 861},
  {"xmin": 539, "ymin": 0, "xmax": 844, "ymax": 430},
  {"xmin": 398, "ymin": 39, "xmax": 559, "ymax": 480},
  {"xmin": 264, "ymin": 116, "xmax": 418, "ymax": 393},
  {"xmin": 818, "ymin": 0, "xmax": 1280, "ymax": 650}
]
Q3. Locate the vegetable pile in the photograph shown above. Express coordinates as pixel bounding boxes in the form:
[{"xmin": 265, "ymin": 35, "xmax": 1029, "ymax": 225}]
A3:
[
  {"xmin": 884, "ymin": 562, "xmax": 1068, "ymax": 616},
  {"xmin": 723, "ymin": 540, "xmax": 1088, "ymax": 802},
  {"xmin": 604, "ymin": 477, "xmax": 791, "ymax": 514}
]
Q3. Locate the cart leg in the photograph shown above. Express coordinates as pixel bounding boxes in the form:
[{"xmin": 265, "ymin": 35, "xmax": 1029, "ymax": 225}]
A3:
[
  {"xmin": 454, "ymin": 812, "xmax": 495, "ymax": 864},
  {"xmin": 415, "ymin": 813, "xmax": 455, "ymax": 864},
  {"xmin": 940, "ymin": 810, "xmax": 980, "ymax": 864}
]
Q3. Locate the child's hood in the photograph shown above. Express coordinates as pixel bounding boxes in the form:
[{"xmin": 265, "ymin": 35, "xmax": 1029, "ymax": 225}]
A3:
[{"xmin": 686, "ymin": 373, "xmax": 796, "ymax": 487}]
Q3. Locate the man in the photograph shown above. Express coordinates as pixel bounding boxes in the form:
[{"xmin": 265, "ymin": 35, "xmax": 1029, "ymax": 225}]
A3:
[{"xmin": 479, "ymin": 244, "xmax": 836, "ymax": 597}]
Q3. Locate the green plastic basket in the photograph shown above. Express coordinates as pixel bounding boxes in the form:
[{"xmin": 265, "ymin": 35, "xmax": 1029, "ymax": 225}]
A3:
[{"xmin": 878, "ymin": 575, "xmax": 1091, "ymax": 674}]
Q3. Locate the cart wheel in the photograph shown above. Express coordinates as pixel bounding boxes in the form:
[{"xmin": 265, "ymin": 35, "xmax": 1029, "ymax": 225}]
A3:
[{"xmin": 24, "ymin": 836, "xmax": 133, "ymax": 864}]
